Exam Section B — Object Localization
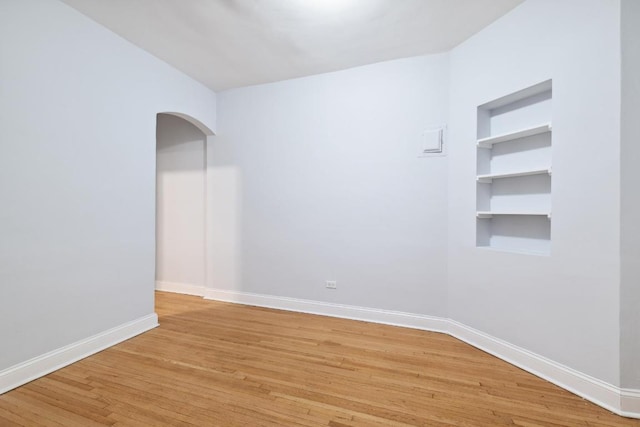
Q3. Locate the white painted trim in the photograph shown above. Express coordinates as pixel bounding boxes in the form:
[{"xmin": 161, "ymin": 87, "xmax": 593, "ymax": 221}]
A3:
[
  {"xmin": 203, "ymin": 288, "xmax": 449, "ymax": 333},
  {"xmin": 155, "ymin": 280, "xmax": 205, "ymax": 297},
  {"xmin": 621, "ymin": 388, "xmax": 640, "ymax": 418},
  {"xmin": 0, "ymin": 314, "xmax": 158, "ymax": 395},
  {"xmin": 447, "ymin": 320, "xmax": 626, "ymax": 417},
  {"xmin": 202, "ymin": 287, "xmax": 640, "ymax": 419}
]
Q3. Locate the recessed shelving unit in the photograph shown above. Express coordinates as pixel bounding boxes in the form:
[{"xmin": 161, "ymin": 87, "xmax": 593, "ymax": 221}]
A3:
[{"xmin": 476, "ymin": 80, "xmax": 553, "ymax": 255}]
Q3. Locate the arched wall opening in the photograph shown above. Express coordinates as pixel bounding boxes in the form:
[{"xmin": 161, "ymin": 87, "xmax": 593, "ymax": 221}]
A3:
[{"xmin": 155, "ymin": 112, "xmax": 214, "ymax": 296}]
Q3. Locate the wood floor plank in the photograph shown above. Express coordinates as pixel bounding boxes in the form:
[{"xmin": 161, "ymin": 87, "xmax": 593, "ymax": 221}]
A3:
[{"xmin": 0, "ymin": 291, "xmax": 638, "ymax": 426}]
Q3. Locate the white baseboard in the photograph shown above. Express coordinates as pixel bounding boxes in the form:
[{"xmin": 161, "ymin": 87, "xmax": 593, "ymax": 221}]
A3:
[
  {"xmin": 156, "ymin": 280, "xmax": 205, "ymax": 296},
  {"xmin": 200, "ymin": 287, "xmax": 640, "ymax": 419},
  {"xmin": 0, "ymin": 313, "xmax": 158, "ymax": 395},
  {"xmin": 447, "ymin": 320, "xmax": 629, "ymax": 417},
  {"xmin": 203, "ymin": 288, "xmax": 449, "ymax": 333},
  {"xmin": 621, "ymin": 388, "xmax": 640, "ymax": 417}
]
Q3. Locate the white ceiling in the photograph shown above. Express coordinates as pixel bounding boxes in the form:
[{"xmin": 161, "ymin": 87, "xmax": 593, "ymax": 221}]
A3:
[{"xmin": 62, "ymin": 0, "xmax": 523, "ymax": 92}]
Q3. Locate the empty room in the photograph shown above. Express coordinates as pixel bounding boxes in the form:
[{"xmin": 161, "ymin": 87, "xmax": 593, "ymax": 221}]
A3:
[{"xmin": 1, "ymin": 0, "xmax": 639, "ymax": 425}]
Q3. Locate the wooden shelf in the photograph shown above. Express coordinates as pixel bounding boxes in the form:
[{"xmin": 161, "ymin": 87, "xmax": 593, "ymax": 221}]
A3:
[
  {"xmin": 477, "ymin": 168, "xmax": 551, "ymax": 183},
  {"xmin": 477, "ymin": 123, "xmax": 552, "ymax": 148},
  {"xmin": 477, "ymin": 211, "xmax": 552, "ymax": 219}
]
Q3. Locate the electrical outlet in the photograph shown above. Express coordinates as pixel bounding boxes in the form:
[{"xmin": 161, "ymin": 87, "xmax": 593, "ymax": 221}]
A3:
[{"xmin": 325, "ymin": 280, "xmax": 337, "ymax": 289}]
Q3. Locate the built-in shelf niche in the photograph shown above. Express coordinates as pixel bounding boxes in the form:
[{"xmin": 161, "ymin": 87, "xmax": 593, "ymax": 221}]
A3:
[{"xmin": 476, "ymin": 80, "xmax": 552, "ymax": 255}]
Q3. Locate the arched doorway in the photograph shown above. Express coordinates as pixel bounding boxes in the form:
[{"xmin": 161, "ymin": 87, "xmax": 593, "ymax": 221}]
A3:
[{"xmin": 155, "ymin": 112, "xmax": 214, "ymax": 296}]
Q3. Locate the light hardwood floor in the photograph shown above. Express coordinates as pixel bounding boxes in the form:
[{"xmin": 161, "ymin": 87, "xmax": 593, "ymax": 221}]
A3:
[{"xmin": 1, "ymin": 291, "xmax": 638, "ymax": 426}]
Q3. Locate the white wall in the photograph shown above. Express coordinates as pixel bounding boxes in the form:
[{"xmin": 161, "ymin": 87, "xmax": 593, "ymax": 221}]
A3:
[
  {"xmin": 156, "ymin": 114, "xmax": 206, "ymax": 290},
  {"xmin": 212, "ymin": 54, "xmax": 450, "ymax": 315},
  {"xmin": 620, "ymin": 0, "xmax": 640, "ymax": 390},
  {"xmin": 0, "ymin": 0, "xmax": 216, "ymax": 371},
  {"xmin": 448, "ymin": 0, "xmax": 621, "ymax": 385}
]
